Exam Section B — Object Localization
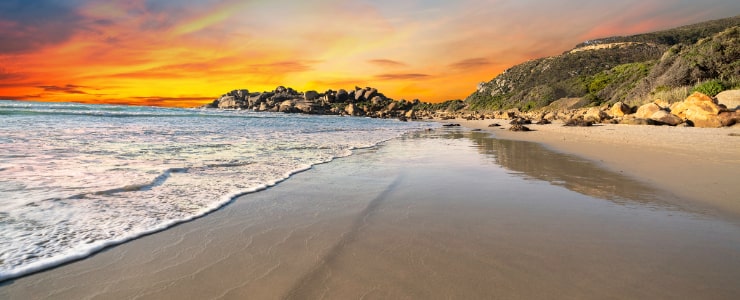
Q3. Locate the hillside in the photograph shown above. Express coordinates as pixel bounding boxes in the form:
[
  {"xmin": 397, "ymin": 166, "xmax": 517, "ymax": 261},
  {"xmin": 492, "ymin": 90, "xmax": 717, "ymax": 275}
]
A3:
[{"xmin": 466, "ymin": 15, "xmax": 740, "ymax": 111}]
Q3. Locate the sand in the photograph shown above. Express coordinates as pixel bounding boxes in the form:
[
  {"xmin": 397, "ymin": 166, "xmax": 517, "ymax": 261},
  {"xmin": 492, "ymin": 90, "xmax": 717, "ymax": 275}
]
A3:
[
  {"xmin": 451, "ymin": 119, "xmax": 740, "ymax": 217},
  {"xmin": 2, "ymin": 129, "xmax": 739, "ymax": 299}
]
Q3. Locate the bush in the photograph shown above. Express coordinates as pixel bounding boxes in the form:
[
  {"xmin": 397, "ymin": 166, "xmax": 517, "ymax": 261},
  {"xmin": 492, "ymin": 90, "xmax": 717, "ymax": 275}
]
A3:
[{"xmin": 692, "ymin": 80, "xmax": 726, "ymax": 96}]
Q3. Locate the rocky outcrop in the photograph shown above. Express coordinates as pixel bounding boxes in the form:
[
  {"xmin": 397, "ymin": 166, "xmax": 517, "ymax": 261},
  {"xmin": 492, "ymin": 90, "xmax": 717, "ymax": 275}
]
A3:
[
  {"xmin": 203, "ymin": 86, "xmax": 421, "ymax": 120},
  {"xmin": 635, "ymin": 103, "xmax": 662, "ymax": 119}
]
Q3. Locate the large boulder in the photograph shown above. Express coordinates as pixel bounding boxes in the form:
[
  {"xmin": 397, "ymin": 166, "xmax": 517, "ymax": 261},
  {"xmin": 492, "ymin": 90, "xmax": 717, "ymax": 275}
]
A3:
[
  {"xmin": 635, "ymin": 103, "xmax": 661, "ymax": 119},
  {"xmin": 649, "ymin": 110, "xmax": 683, "ymax": 126},
  {"xmin": 584, "ymin": 107, "xmax": 608, "ymax": 122},
  {"xmin": 670, "ymin": 92, "xmax": 723, "ymax": 128},
  {"xmin": 716, "ymin": 90, "xmax": 740, "ymax": 110},
  {"xmin": 355, "ymin": 89, "xmax": 366, "ymax": 101},
  {"xmin": 278, "ymin": 100, "xmax": 295, "ymax": 113},
  {"xmin": 304, "ymin": 90, "xmax": 320, "ymax": 101},
  {"xmin": 217, "ymin": 96, "xmax": 238, "ymax": 109},
  {"xmin": 364, "ymin": 88, "xmax": 378, "ymax": 101},
  {"xmin": 335, "ymin": 89, "xmax": 349, "ymax": 102},
  {"xmin": 609, "ymin": 102, "xmax": 631, "ymax": 117}
]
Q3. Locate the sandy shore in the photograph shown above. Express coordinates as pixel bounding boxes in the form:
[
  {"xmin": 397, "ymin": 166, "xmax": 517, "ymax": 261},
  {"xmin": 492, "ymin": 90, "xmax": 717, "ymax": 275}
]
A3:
[
  {"xmin": 447, "ymin": 119, "xmax": 740, "ymax": 217},
  {"xmin": 2, "ymin": 129, "xmax": 739, "ymax": 299}
]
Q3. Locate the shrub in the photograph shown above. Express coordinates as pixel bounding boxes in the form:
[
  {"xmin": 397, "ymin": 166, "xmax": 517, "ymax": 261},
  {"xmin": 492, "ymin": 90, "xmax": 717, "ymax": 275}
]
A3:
[{"xmin": 692, "ymin": 80, "xmax": 726, "ymax": 96}]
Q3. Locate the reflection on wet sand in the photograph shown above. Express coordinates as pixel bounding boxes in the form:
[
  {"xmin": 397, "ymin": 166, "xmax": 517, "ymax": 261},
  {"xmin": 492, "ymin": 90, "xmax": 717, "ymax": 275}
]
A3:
[{"xmin": 430, "ymin": 129, "xmax": 679, "ymax": 209}]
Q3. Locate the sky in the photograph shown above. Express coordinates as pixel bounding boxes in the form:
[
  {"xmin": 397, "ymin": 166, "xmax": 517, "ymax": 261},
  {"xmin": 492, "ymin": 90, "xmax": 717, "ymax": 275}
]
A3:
[{"xmin": 0, "ymin": 0, "xmax": 738, "ymax": 107}]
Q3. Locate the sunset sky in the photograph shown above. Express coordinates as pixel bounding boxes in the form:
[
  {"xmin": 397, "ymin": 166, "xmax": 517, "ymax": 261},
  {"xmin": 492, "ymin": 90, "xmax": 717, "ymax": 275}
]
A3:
[{"xmin": 1, "ymin": 1, "xmax": 738, "ymax": 107}]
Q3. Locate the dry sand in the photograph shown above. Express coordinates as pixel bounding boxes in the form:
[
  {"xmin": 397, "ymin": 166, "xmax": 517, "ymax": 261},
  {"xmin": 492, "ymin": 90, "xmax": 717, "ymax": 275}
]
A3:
[
  {"xmin": 2, "ymin": 129, "xmax": 739, "ymax": 299},
  {"xmin": 451, "ymin": 119, "xmax": 740, "ymax": 217}
]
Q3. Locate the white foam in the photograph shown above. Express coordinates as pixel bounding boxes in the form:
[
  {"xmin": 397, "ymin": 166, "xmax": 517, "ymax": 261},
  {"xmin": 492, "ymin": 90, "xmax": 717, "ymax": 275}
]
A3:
[{"xmin": 0, "ymin": 101, "xmax": 438, "ymax": 282}]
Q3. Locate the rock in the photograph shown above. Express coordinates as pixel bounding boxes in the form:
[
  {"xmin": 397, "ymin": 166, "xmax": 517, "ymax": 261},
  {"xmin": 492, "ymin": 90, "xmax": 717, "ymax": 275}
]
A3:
[
  {"xmin": 488, "ymin": 123, "xmax": 501, "ymax": 127},
  {"xmin": 355, "ymin": 89, "xmax": 366, "ymax": 101},
  {"xmin": 649, "ymin": 110, "xmax": 683, "ymax": 126},
  {"xmin": 258, "ymin": 102, "xmax": 269, "ymax": 111},
  {"xmin": 294, "ymin": 101, "xmax": 315, "ymax": 114},
  {"xmin": 304, "ymin": 90, "xmax": 320, "ymax": 101},
  {"xmin": 364, "ymin": 88, "xmax": 378, "ymax": 101},
  {"xmin": 670, "ymin": 92, "xmax": 723, "ymax": 128},
  {"xmin": 584, "ymin": 107, "xmax": 608, "ymax": 122},
  {"xmin": 370, "ymin": 96, "xmax": 384, "ymax": 106},
  {"xmin": 336, "ymin": 89, "xmax": 349, "ymax": 102},
  {"xmin": 716, "ymin": 90, "xmax": 740, "ymax": 110},
  {"xmin": 620, "ymin": 118, "xmax": 656, "ymax": 125},
  {"xmin": 345, "ymin": 103, "xmax": 360, "ymax": 116},
  {"xmin": 653, "ymin": 99, "xmax": 671, "ymax": 109},
  {"xmin": 543, "ymin": 111, "xmax": 557, "ymax": 120},
  {"xmin": 508, "ymin": 124, "xmax": 531, "ymax": 131},
  {"xmin": 278, "ymin": 100, "xmax": 295, "ymax": 113},
  {"xmin": 509, "ymin": 118, "xmax": 531, "ymax": 125},
  {"xmin": 442, "ymin": 123, "xmax": 461, "ymax": 127},
  {"xmin": 535, "ymin": 119, "xmax": 551, "ymax": 125},
  {"xmin": 635, "ymin": 103, "xmax": 662, "ymax": 119},
  {"xmin": 717, "ymin": 111, "xmax": 739, "ymax": 127},
  {"xmin": 563, "ymin": 119, "xmax": 593, "ymax": 127},
  {"xmin": 405, "ymin": 109, "xmax": 415, "ymax": 119},
  {"xmin": 217, "ymin": 96, "xmax": 238, "ymax": 109},
  {"xmin": 275, "ymin": 86, "xmax": 287, "ymax": 93},
  {"xmin": 609, "ymin": 102, "xmax": 631, "ymax": 117}
]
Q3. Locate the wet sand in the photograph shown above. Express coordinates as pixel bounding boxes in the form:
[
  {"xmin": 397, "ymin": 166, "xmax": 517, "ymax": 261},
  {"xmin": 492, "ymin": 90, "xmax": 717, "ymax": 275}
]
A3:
[
  {"xmin": 452, "ymin": 119, "xmax": 740, "ymax": 217},
  {"xmin": 2, "ymin": 129, "xmax": 739, "ymax": 299}
]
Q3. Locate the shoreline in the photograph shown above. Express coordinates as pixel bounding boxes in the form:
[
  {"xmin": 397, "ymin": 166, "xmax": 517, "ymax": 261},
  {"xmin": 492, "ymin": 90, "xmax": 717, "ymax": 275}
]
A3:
[
  {"xmin": 2, "ymin": 129, "xmax": 738, "ymax": 299},
  {"xmin": 441, "ymin": 118, "xmax": 740, "ymax": 218}
]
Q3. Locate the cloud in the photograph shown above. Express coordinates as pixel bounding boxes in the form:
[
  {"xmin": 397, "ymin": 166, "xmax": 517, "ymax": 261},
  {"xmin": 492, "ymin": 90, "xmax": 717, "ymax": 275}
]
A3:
[
  {"xmin": 374, "ymin": 73, "xmax": 431, "ymax": 81},
  {"xmin": 37, "ymin": 84, "xmax": 91, "ymax": 95},
  {"xmin": 449, "ymin": 58, "xmax": 494, "ymax": 70},
  {"xmin": 368, "ymin": 59, "xmax": 407, "ymax": 67},
  {"xmin": 0, "ymin": 0, "xmax": 84, "ymax": 53}
]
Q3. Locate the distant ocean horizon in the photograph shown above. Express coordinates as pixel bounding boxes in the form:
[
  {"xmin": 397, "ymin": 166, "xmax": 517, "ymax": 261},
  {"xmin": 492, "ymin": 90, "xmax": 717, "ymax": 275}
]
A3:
[{"xmin": 0, "ymin": 100, "xmax": 436, "ymax": 281}]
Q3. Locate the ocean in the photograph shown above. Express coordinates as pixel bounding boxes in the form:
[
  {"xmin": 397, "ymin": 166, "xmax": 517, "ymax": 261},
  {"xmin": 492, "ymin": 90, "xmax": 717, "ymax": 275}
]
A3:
[{"xmin": 0, "ymin": 100, "xmax": 435, "ymax": 281}]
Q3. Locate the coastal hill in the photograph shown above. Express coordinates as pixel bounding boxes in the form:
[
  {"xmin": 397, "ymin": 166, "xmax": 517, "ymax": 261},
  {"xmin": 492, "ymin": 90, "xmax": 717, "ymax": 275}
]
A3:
[{"xmin": 465, "ymin": 15, "xmax": 740, "ymax": 111}]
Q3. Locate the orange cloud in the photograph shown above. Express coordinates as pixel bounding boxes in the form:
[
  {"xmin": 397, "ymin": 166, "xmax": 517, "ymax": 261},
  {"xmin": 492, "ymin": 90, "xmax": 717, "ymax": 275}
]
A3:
[{"xmin": 0, "ymin": 0, "xmax": 737, "ymax": 106}]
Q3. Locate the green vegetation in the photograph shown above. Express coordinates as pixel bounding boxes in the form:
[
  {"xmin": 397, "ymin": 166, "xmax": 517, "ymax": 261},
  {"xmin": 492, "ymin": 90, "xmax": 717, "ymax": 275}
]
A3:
[
  {"xmin": 463, "ymin": 16, "xmax": 739, "ymax": 111},
  {"xmin": 692, "ymin": 80, "xmax": 726, "ymax": 96}
]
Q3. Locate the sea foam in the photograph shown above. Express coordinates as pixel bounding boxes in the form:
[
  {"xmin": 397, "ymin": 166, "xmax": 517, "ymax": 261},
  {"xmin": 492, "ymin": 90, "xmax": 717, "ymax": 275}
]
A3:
[{"xmin": 0, "ymin": 100, "xmax": 436, "ymax": 281}]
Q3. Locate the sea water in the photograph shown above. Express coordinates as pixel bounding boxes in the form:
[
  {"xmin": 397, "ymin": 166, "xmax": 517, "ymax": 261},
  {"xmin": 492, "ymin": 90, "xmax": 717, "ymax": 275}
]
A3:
[{"xmin": 0, "ymin": 100, "xmax": 434, "ymax": 281}]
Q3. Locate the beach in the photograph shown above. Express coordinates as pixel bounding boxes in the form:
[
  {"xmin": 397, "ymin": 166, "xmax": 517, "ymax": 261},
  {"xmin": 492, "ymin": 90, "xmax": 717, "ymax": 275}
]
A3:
[
  {"xmin": 453, "ymin": 119, "xmax": 740, "ymax": 218},
  {"xmin": 2, "ymin": 127, "xmax": 739, "ymax": 299}
]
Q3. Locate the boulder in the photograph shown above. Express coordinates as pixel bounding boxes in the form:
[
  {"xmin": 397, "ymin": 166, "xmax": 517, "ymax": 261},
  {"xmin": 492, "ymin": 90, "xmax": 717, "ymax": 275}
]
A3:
[
  {"xmin": 620, "ymin": 118, "xmax": 656, "ymax": 125},
  {"xmin": 653, "ymin": 99, "xmax": 671, "ymax": 110},
  {"xmin": 278, "ymin": 100, "xmax": 295, "ymax": 113},
  {"xmin": 508, "ymin": 124, "xmax": 531, "ymax": 132},
  {"xmin": 635, "ymin": 103, "xmax": 661, "ymax": 119},
  {"xmin": 345, "ymin": 103, "xmax": 360, "ymax": 116},
  {"xmin": 275, "ymin": 86, "xmax": 287, "ymax": 93},
  {"xmin": 543, "ymin": 111, "xmax": 557, "ymax": 120},
  {"xmin": 649, "ymin": 110, "xmax": 683, "ymax": 126},
  {"xmin": 716, "ymin": 90, "xmax": 740, "ymax": 110},
  {"xmin": 584, "ymin": 107, "xmax": 608, "ymax": 122},
  {"xmin": 670, "ymin": 92, "xmax": 723, "ymax": 128},
  {"xmin": 217, "ymin": 96, "xmax": 238, "ymax": 109},
  {"xmin": 336, "ymin": 89, "xmax": 349, "ymax": 102},
  {"xmin": 717, "ymin": 111, "xmax": 739, "ymax": 127},
  {"xmin": 609, "ymin": 102, "xmax": 631, "ymax": 117},
  {"xmin": 405, "ymin": 109, "xmax": 415, "ymax": 119},
  {"xmin": 355, "ymin": 89, "xmax": 366, "ymax": 101},
  {"xmin": 304, "ymin": 90, "xmax": 320, "ymax": 101},
  {"xmin": 365, "ymin": 88, "xmax": 378, "ymax": 100},
  {"xmin": 294, "ymin": 101, "xmax": 315, "ymax": 114}
]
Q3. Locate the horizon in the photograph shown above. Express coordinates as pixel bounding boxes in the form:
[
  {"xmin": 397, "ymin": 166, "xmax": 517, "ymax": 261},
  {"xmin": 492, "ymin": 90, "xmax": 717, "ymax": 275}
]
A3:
[{"xmin": 1, "ymin": 1, "xmax": 739, "ymax": 107}]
